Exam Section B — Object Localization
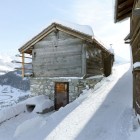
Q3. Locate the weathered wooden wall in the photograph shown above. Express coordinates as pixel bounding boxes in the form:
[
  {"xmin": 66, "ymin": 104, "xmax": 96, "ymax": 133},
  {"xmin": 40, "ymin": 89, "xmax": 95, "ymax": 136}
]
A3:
[
  {"xmin": 32, "ymin": 31, "xmax": 84, "ymax": 77},
  {"xmin": 103, "ymin": 53, "xmax": 114, "ymax": 77},
  {"xmin": 133, "ymin": 69, "xmax": 140, "ymax": 115},
  {"xmin": 86, "ymin": 45, "xmax": 103, "ymax": 76},
  {"xmin": 131, "ymin": 1, "xmax": 140, "ymax": 115},
  {"xmin": 131, "ymin": 0, "xmax": 140, "ymax": 63}
]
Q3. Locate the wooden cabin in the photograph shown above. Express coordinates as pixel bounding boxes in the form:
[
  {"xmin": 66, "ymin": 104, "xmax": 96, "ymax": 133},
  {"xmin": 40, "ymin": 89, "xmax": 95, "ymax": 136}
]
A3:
[
  {"xmin": 18, "ymin": 22, "xmax": 113, "ymax": 110},
  {"xmin": 114, "ymin": 0, "xmax": 140, "ymax": 114}
]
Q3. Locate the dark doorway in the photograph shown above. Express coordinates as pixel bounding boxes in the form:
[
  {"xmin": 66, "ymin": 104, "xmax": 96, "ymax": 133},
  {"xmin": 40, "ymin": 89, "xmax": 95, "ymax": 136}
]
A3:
[{"xmin": 55, "ymin": 82, "xmax": 69, "ymax": 110}]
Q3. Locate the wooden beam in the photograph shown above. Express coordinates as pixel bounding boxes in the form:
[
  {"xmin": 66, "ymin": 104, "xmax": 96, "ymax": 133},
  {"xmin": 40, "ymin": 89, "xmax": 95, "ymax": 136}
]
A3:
[
  {"xmin": 15, "ymin": 67, "xmax": 32, "ymax": 71},
  {"xmin": 133, "ymin": 72, "xmax": 136, "ymax": 108},
  {"xmin": 118, "ymin": 1, "xmax": 128, "ymax": 9},
  {"xmin": 22, "ymin": 53, "xmax": 25, "ymax": 78},
  {"xmin": 131, "ymin": 19, "xmax": 140, "ymax": 45},
  {"xmin": 118, "ymin": 6, "xmax": 132, "ymax": 17},
  {"xmin": 134, "ymin": 47, "xmax": 140, "ymax": 56},
  {"xmin": 56, "ymin": 26, "xmax": 92, "ymax": 43},
  {"xmin": 116, "ymin": 12, "xmax": 131, "ymax": 22},
  {"xmin": 133, "ymin": 8, "xmax": 140, "ymax": 16},
  {"xmin": 20, "ymin": 28, "xmax": 55, "ymax": 53},
  {"xmin": 131, "ymin": 27, "xmax": 140, "ymax": 47},
  {"xmin": 125, "ymin": 40, "xmax": 131, "ymax": 44},
  {"xmin": 12, "ymin": 60, "xmax": 32, "ymax": 65},
  {"xmin": 82, "ymin": 44, "xmax": 86, "ymax": 77},
  {"xmin": 15, "ymin": 54, "xmax": 32, "ymax": 59}
]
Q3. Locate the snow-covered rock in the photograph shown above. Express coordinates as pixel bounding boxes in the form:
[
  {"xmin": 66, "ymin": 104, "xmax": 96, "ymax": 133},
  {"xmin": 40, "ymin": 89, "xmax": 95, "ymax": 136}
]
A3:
[{"xmin": 25, "ymin": 95, "xmax": 54, "ymax": 113}]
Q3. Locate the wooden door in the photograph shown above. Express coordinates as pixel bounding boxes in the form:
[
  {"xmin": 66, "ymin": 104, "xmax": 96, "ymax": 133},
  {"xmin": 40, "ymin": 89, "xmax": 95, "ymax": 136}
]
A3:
[{"xmin": 55, "ymin": 82, "xmax": 69, "ymax": 110}]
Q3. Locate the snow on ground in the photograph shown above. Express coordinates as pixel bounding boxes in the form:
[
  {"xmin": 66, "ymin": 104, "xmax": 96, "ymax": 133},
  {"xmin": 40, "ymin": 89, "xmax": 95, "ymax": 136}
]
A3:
[
  {"xmin": 0, "ymin": 63, "xmax": 136, "ymax": 140},
  {"xmin": 130, "ymin": 124, "xmax": 140, "ymax": 140},
  {"xmin": 0, "ymin": 85, "xmax": 29, "ymax": 110}
]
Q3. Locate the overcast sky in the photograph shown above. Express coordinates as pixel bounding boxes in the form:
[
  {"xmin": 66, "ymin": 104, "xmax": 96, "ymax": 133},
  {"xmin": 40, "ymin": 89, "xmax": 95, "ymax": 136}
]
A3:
[{"xmin": 0, "ymin": 0, "xmax": 130, "ymax": 60}]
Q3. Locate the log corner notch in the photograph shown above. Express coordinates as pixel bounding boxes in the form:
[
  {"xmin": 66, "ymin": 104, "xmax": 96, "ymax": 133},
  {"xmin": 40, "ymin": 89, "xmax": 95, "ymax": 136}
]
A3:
[{"xmin": 21, "ymin": 52, "xmax": 25, "ymax": 78}]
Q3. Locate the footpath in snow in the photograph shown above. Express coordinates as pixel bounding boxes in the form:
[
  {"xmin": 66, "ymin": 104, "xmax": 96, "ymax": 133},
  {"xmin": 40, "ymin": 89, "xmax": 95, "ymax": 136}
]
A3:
[{"xmin": 0, "ymin": 63, "xmax": 134, "ymax": 140}]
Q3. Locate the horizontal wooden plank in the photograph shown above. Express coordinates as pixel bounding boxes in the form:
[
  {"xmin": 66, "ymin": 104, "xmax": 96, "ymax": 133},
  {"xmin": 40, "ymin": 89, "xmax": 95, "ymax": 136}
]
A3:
[
  {"xmin": 87, "ymin": 62, "xmax": 103, "ymax": 66},
  {"xmin": 87, "ymin": 65, "xmax": 102, "ymax": 69},
  {"xmin": 33, "ymin": 67, "xmax": 82, "ymax": 77},
  {"xmin": 87, "ymin": 62, "xmax": 103, "ymax": 68},
  {"xmin": 87, "ymin": 69, "xmax": 103, "ymax": 75},
  {"xmin": 41, "ymin": 32, "xmax": 56, "ymax": 41},
  {"xmin": 33, "ymin": 60, "xmax": 82, "ymax": 70},
  {"xmin": 88, "ymin": 55, "xmax": 102, "ymax": 60},
  {"xmin": 87, "ymin": 59, "xmax": 103, "ymax": 63},
  {"xmin": 33, "ymin": 45, "xmax": 82, "ymax": 56},
  {"xmin": 34, "ymin": 51, "xmax": 82, "ymax": 59},
  {"xmin": 33, "ymin": 53, "xmax": 82, "ymax": 64},
  {"xmin": 41, "ymin": 30, "xmax": 77, "ymax": 41},
  {"xmin": 58, "ymin": 31, "xmax": 76, "ymax": 40},
  {"xmin": 35, "ymin": 38, "xmax": 82, "ymax": 49}
]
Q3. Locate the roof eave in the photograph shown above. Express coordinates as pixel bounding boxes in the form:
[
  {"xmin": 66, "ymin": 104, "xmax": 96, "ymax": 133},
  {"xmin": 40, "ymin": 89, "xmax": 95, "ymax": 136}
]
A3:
[
  {"xmin": 114, "ymin": 0, "xmax": 134, "ymax": 23},
  {"xmin": 19, "ymin": 22, "xmax": 93, "ymax": 53}
]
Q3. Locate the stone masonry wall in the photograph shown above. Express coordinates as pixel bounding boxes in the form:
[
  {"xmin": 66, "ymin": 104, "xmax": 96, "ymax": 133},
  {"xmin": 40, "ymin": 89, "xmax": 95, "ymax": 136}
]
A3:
[{"xmin": 30, "ymin": 77, "xmax": 103, "ymax": 103}]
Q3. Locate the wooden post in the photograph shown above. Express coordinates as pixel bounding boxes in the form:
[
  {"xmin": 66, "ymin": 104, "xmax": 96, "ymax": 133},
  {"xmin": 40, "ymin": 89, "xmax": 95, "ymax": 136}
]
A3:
[
  {"xmin": 82, "ymin": 44, "xmax": 86, "ymax": 77},
  {"xmin": 133, "ymin": 70, "xmax": 136, "ymax": 109},
  {"xmin": 22, "ymin": 52, "xmax": 25, "ymax": 78},
  {"xmin": 133, "ymin": 8, "xmax": 140, "ymax": 16}
]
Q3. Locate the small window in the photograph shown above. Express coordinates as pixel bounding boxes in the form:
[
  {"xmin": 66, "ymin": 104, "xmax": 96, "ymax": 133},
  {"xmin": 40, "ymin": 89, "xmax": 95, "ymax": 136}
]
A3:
[{"xmin": 34, "ymin": 52, "xmax": 36, "ymax": 57}]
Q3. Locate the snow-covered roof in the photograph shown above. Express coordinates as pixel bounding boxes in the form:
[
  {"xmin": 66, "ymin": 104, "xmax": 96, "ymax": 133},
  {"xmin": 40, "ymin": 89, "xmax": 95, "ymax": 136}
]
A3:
[
  {"xmin": 50, "ymin": 20, "xmax": 94, "ymax": 37},
  {"xmin": 19, "ymin": 21, "xmax": 112, "ymax": 55},
  {"xmin": 133, "ymin": 62, "xmax": 140, "ymax": 69}
]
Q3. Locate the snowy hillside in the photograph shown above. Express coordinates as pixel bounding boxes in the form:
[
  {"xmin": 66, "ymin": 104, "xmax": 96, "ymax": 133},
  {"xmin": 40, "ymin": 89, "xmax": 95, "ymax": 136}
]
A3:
[
  {"xmin": 115, "ymin": 54, "xmax": 130, "ymax": 64},
  {"xmin": 0, "ymin": 85, "xmax": 29, "ymax": 111},
  {"xmin": 0, "ymin": 54, "xmax": 30, "ymax": 91},
  {"xmin": 0, "ymin": 63, "xmax": 139, "ymax": 140},
  {"xmin": 0, "ymin": 54, "xmax": 30, "ymax": 113},
  {"xmin": 0, "ymin": 71, "xmax": 30, "ymax": 91}
]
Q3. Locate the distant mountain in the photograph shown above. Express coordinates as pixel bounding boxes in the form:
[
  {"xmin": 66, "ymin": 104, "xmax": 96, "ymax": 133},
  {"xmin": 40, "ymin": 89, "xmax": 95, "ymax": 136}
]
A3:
[
  {"xmin": 114, "ymin": 55, "xmax": 130, "ymax": 64},
  {"xmin": 0, "ymin": 71, "xmax": 30, "ymax": 91},
  {"xmin": 0, "ymin": 54, "xmax": 30, "ymax": 91}
]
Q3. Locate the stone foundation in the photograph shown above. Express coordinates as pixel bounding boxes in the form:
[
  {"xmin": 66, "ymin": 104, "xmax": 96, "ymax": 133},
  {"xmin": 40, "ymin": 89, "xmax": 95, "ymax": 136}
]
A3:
[{"xmin": 30, "ymin": 76, "xmax": 103, "ymax": 103}]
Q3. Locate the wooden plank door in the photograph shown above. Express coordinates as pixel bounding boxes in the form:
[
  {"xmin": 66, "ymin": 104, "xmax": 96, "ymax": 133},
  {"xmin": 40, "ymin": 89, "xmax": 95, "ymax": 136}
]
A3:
[{"xmin": 55, "ymin": 82, "xmax": 69, "ymax": 110}]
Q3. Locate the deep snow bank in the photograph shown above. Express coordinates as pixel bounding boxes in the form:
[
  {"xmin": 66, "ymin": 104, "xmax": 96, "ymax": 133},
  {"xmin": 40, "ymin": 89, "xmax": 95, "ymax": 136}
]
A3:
[{"xmin": 13, "ymin": 63, "xmax": 133, "ymax": 140}]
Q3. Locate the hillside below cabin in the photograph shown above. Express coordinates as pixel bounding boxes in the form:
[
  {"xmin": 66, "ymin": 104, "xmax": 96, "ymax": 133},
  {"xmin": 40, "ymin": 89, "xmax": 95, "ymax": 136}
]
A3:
[{"xmin": 18, "ymin": 22, "xmax": 114, "ymax": 110}]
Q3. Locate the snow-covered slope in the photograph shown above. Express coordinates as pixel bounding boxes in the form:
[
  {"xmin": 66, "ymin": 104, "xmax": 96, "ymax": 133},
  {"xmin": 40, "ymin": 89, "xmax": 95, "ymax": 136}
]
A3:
[
  {"xmin": 0, "ymin": 63, "xmax": 137, "ymax": 140},
  {"xmin": 0, "ymin": 85, "xmax": 29, "ymax": 110},
  {"xmin": 0, "ymin": 54, "xmax": 30, "ymax": 91},
  {"xmin": 114, "ymin": 55, "xmax": 130, "ymax": 64}
]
